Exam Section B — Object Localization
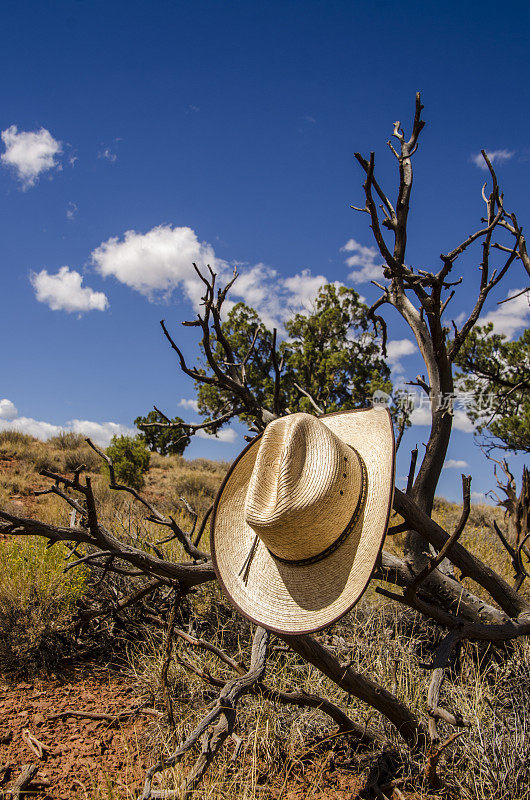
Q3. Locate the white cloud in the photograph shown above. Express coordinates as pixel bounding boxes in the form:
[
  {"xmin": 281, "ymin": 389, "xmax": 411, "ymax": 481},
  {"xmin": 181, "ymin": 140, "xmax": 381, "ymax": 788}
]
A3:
[
  {"xmin": 196, "ymin": 427, "xmax": 238, "ymax": 443},
  {"xmin": 1, "ymin": 125, "xmax": 62, "ymax": 188},
  {"xmin": 98, "ymin": 147, "xmax": 117, "ymax": 162},
  {"xmin": 0, "ymin": 399, "xmax": 18, "ymax": 420},
  {"xmin": 443, "ymin": 459, "xmax": 469, "ymax": 470},
  {"xmin": 471, "ymin": 149, "xmax": 514, "ymax": 171},
  {"xmin": 66, "ymin": 202, "xmax": 78, "ymax": 220},
  {"xmin": 481, "ymin": 288, "xmax": 530, "ymax": 339},
  {"xmin": 67, "ymin": 419, "xmax": 136, "ymax": 445},
  {"xmin": 0, "ymin": 407, "xmax": 135, "ymax": 447},
  {"xmin": 92, "ymin": 225, "xmax": 226, "ymax": 305},
  {"xmin": 409, "ymin": 405, "xmax": 475, "ymax": 432},
  {"xmin": 179, "ymin": 398, "xmax": 200, "ymax": 413},
  {"xmin": 228, "ymin": 262, "xmax": 282, "ymax": 328},
  {"xmin": 0, "ymin": 416, "xmax": 63, "ymax": 440},
  {"xmin": 341, "ymin": 238, "xmax": 383, "ymax": 283},
  {"xmin": 386, "ymin": 339, "xmax": 416, "ymax": 367},
  {"xmin": 31, "ymin": 267, "xmax": 108, "ymax": 313},
  {"xmin": 282, "ymin": 270, "xmax": 331, "ymax": 311},
  {"xmin": 91, "ymin": 224, "xmax": 342, "ymax": 330},
  {"xmin": 386, "ymin": 338, "xmax": 416, "ymax": 378}
]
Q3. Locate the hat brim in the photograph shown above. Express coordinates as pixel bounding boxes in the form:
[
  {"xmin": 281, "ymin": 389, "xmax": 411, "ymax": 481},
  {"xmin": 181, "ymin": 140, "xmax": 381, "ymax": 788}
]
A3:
[{"xmin": 210, "ymin": 407, "xmax": 395, "ymax": 635}]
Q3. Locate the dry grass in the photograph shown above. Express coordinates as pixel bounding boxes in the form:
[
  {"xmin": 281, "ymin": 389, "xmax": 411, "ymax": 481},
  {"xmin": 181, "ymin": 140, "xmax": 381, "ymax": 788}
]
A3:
[
  {"xmin": 124, "ymin": 593, "xmax": 530, "ymax": 799},
  {"xmin": 1, "ymin": 435, "xmax": 529, "ymax": 798}
]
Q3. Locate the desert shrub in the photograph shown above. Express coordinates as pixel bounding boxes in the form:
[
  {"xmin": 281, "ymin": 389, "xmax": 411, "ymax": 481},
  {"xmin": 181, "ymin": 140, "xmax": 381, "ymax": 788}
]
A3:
[
  {"xmin": 170, "ymin": 469, "xmax": 223, "ymax": 517},
  {"xmin": 48, "ymin": 431, "xmax": 87, "ymax": 449},
  {"xmin": 63, "ymin": 446, "xmax": 101, "ymax": 473},
  {"xmin": 107, "ymin": 434, "xmax": 150, "ymax": 489},
  {"xmin": 32, "ymin": 449, "xmax": 66, "ymax": 473},
  {"xmin": 0, "ymin": 537, "xmax": 88, "ymax": 673},
  {"xmin": 0, "ymin": 430, "xmax": 37, "ymax": 447}
]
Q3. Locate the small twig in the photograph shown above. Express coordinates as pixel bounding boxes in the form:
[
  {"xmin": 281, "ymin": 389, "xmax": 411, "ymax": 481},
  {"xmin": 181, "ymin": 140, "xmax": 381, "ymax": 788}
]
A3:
[
  {"xmin": 8, "ymin": 764, "xmax": 38, "ymax": 799},
  {"xmin": 193, "ymin": 505, "xmax": 213, "ymax": 548}
]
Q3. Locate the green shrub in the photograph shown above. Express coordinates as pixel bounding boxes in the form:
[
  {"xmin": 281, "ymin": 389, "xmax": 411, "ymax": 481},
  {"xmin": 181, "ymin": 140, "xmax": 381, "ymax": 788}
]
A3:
[
  {"xmin": 0, "ymin": 537, "xmax": 88, "ymax": 673},
  {"xmin": 106, "ymin": 434, "xmax": 150, "ymax": 489}
]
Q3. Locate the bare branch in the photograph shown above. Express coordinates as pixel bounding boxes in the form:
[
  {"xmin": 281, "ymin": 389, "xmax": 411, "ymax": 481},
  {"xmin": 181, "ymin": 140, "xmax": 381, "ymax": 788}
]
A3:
[
  {"xmin": 293, "ymin": 382, "xmax": 324, "ymax": 414},
  {"xmin": 140, "ymin": 627, "xmax": 270, "ymax": 799},
  {"xmin": 405, "ymin": 475, "xmax": 471, "ymax": 603}
]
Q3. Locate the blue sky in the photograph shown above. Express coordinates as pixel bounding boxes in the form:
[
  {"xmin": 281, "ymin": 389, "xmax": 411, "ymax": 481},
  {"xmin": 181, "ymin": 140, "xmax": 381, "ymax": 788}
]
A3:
[{"xmin": 1, "ymin": 0, "xmax": 528, "ymax": 502}]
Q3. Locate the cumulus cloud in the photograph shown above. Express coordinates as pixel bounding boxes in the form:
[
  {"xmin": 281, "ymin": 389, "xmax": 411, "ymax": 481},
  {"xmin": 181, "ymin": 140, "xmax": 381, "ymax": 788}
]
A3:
[
  {"xmin": 443, "ymin": 459, "xmax": 469, "ymax": 469},
  {"xmin": 0, "ymin": 399, "xmax": 18, "ymax": 420},
  {"xmin": 481, "ymin": 288, "xmax": 530, "ymax": 339},
  {"xmin": 282, "ymin": 270, "xmax": 334, "ymax": 311},
  {"xmin": 1, "ymin": 125, "xmax": 62, "ymax": 187},
  {"xmin": 68, "ymin": 419, "xmax": 136, "ymax": 444},
  {"xmin": 409, "ymin": 405, "xmax": 475, "ymax": 432},
  {"xmin": 471, "ymin": 149, "xmax": 514, "ymax": 170},
  {"xmin": 385, "ymin": 339, "xmax": 415, "ymax": 374},
  {"xmin": 196, "ymin": 427, "xmax": 238, "ymax": 443},
  {"xmin": 0, "ymin": 397, "xmax": 236, "ymax": 447},
  {"xmin": 341, "ymin": 239, "xmax": 383, "ymax": 283},
  {"xmin": 92, "ymin": 225, "xmax": 224, "ymax": 304},
  {"xmin": 90, "ymin": 224, "xmax": 341, "ymax": 330},
  {"xmin": 228, "ymin": 262, "xmax": 282, "ymax": 328},
  {"xmin": 0, "ymin": 401, "xmax": 135, "ymax": 446},
  {"xmin": 179, "ymin": 398, "xmax": 200, "ymax": 413},
  {"xmin": 31, "ymin": 267, "xmax": 108, "ymax": 313},
  {"xmin": 386, "ymin": 339, "xmax": 416, "ymax": 364},
  {"xmin": 0, "ymin": 416, "xmax": 64, "ymax": 440}
]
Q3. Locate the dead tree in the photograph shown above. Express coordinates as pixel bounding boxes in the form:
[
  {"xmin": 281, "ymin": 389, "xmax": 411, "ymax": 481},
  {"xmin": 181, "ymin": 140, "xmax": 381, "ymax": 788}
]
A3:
[{"xmin": 2, "ymin": 95, "xmax": 530, "ymax": 796}]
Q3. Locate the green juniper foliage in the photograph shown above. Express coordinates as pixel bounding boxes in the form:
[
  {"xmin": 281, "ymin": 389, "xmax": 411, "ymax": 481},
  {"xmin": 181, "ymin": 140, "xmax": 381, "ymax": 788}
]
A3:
[
  {"xmin": 135, "ymin": 409, "xmax": 191, "ymax": 456},
  {"xmin": 197, "ymin": 284, "xmax": 392, "ymax": 426},
  {"xmin": 455, "ymin": 324, "xmax": 530, "ymax": 453}
]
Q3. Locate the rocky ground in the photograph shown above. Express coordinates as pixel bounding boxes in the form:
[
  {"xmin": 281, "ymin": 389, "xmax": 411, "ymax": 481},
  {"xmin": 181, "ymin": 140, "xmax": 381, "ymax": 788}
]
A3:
[{"xmin": 0, "ymin": 667, "xmax": 151, "ymax": 799}]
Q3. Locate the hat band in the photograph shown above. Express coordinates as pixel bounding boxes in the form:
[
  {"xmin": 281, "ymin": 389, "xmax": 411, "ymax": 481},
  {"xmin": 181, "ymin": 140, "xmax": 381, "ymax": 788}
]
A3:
[{"xmin": 268, "ymin": 451, "xmax": 368, "ymax": 567}]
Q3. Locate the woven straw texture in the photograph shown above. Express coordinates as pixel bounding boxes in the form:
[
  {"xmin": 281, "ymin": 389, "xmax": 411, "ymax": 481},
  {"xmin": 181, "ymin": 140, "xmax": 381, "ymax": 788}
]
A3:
[{"xmin": 211, "ymin": 408, "xmax": 395, "ymax": 635}]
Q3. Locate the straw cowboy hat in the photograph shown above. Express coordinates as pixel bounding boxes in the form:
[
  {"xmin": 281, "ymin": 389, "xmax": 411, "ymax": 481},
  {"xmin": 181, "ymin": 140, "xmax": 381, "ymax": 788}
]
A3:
[{"xmin": 210, "ymin": 408, "xmax": 395, "ymax": 635}]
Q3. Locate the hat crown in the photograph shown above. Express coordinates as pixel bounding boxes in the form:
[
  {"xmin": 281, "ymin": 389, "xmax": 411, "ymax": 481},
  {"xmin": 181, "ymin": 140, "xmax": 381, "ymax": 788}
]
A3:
[{"xmin": 244, "ymin": 413, "xmax": 364, "ymax": 562}]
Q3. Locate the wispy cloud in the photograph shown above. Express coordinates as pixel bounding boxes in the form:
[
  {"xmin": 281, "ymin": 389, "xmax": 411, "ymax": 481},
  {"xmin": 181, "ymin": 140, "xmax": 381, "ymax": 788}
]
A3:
[
  {"xmin": 1, "ymin": 125, "xmax": 62, "ymax": 188},
  {"xmin": 443, "ymin": 459, "xmax": 469, "ymax": 469},
  {"xmin": 341, "ymin": 238, "xmax": 383, "ymax": 283},
  {"xmin": 31, "ymin": 267, "xmax": 108, "ymax": 313},
  {"xmin": 98, "ymin": 147, "xmax": 117, "ymax": 162},
  {"xmin": 66, "ymin": 201, "xmax": 78, "ymax": 220},
  {"xmin": 471, "ymin": 491, "xmax": 493, "ymax": 505},
  {"xmin": 471, "ymin": 149, "xmax": 514, "ymax": 171}
]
